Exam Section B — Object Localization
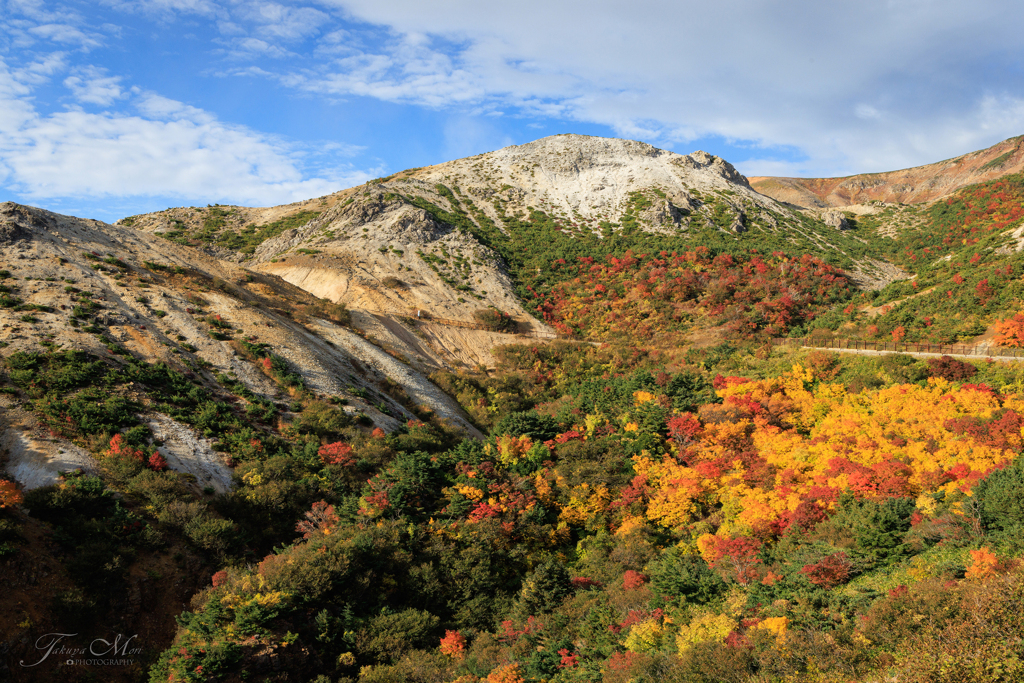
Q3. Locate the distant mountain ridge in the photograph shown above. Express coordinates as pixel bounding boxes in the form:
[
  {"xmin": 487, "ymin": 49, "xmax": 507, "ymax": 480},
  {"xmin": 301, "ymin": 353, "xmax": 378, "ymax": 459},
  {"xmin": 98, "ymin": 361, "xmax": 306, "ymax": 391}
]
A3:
[{"xmin": 749, "ymin": 135, "xmax": 1024, "ymax": 208}]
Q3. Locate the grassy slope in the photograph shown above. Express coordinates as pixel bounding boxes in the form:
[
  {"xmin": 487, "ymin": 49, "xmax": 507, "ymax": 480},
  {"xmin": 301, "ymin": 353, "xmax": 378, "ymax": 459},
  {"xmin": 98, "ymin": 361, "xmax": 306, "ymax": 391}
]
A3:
[{"xmin": 811, "ymin": 171, "xmax": 1024, "ymax": 343}]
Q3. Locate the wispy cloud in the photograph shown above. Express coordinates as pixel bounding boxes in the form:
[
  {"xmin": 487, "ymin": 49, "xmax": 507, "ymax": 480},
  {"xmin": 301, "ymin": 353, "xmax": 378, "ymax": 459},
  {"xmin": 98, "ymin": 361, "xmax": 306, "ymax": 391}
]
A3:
[
  {"xmin": 101, "ymin": 0, "xmax": 222, "ymax": 19},
  {"xmin": 3, "ymin": 0, "xmax": 1024, "ymax": 217},
  {"xmin": 223, "ymin": 36, "xmax": 295, "ymax": 59},
  {"xmin": 64, "ymin": 65, "xmax": 125, "ymax": 105},
  {"xmin": 2, "ymin": 0, "xmax": 104, "ymax": 50},
  {"xmin": 240, "ymin": 2, "xmax": 328, "ymax": 40}
]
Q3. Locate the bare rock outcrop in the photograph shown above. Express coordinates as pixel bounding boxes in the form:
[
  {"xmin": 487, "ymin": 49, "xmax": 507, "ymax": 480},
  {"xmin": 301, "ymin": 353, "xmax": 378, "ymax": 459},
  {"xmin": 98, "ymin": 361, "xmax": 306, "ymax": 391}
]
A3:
[{"xmin": 821, "ymin": 210, "xmax": 851, "ymax": 231}]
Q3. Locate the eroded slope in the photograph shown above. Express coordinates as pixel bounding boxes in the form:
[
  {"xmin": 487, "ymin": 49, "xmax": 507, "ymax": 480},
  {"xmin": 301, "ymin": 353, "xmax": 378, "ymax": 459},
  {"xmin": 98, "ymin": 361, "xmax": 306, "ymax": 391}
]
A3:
[{"xmin": 0, "ymin": 202, "xmax": 481, "ymax": 492}]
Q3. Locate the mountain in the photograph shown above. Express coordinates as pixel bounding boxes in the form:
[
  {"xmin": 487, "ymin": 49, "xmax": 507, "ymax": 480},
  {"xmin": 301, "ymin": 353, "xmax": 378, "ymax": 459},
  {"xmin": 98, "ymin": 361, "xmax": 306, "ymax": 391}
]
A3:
[
  {"xmin": 121, "ymin": 134, "xmax": 891, "ymax": 336},
  {"xmin": 0, "ymin": 133, "xmax": 878, "ymax": 497},
  {"xmin": 749, "ymin": 135, "xmax": 1024, "ymax": 208},
  {"xmin": 4, "ymin": 134, "xmax": 1024, "ymax": 683},
  {"xmin": 5, "ymin": 132, "xmax": 1024, "ymax": 498},
  {"xmin": 0, "ymin": 201, "xmax": 486, "ymax": 485}
]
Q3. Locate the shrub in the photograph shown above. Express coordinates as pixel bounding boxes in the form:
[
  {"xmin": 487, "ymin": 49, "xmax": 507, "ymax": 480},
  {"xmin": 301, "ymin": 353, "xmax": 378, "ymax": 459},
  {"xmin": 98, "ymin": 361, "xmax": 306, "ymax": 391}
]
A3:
[
  {"xmin": 623, "ymin": 569, "xmax": 649, "ymax": 590},
  {"xmin": 0, "ymin": 480, "xmax": 23, "ymax": 509},
  {"xmin": 806, "ymin": 350, "xmax": 841, "ymax": 380},
  {"xmin": 975, "ymin": 457, "xmax": 1024, "ymax": 540},
  {"xmin": 356, "ymin": 608, "xmax": 441, "ymax": 662},
  {"xmin": 649, "ymin": 546, "xmax": 726, "ymax": 605},
  {"xmin": 473, "ymin": 309, "xmax": 517, "ymax": 333},
  {"xmin": 318, "ymin": 442, "xmax": 355, "ymax": 466},
  {"xmin": 292, "ymin": 402, "xmax": 353, "ymax": 441},
  {"xmin": 512, "ymin": 559, "xmax": 571, "ymax": 620},
  {"xmin": 491, "ymin": 411, "xmax": 560, "ymax": 441},
  {"xmin": 926, "ymin": 355, "xmax": 977, "ymax": 382},
  {"xmin": 879, "ymin": 353, "xmax": 927, "ymax": 384},
  {"xmin": 184, "ymin": 516, "xmax": 239, "ymax": 554},
  {"xmin": 799, "ymin": 552, "xmax": 852, "ymax": 588}
]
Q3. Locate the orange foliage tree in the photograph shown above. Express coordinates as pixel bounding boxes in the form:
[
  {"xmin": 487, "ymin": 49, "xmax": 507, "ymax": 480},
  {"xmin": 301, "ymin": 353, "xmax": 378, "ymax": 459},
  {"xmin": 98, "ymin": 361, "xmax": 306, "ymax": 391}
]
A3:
[
  {"xmin": 993, "ymin": 313, "xmax": 1024, "ymax": 347},
  {"xmin": 965, "ymin": 547, "xmax": 1003, "ymax": 579},
  {"xmin": 0, "ymin": 480, "xmax": 22, "ymax": 508}
]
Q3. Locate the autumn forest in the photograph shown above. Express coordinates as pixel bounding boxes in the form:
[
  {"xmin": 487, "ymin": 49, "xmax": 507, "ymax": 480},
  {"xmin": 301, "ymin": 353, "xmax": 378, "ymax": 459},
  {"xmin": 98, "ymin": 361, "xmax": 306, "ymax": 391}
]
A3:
[{"xmin": 4, "ymin": 161, "xmax": 1024, "ymax": 683}]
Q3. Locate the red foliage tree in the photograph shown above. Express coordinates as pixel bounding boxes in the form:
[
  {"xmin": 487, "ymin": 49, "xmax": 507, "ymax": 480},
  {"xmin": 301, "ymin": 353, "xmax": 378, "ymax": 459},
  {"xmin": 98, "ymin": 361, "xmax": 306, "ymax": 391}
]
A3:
[
  {"xmin": 623, "ymin": 570, "xmax": 649, "ymax": 590},
  {"xmin": 558, "ymin": 649, "xmax": 579, "ymax": 669},
  {"xmin": 0, "ymin": 480, "xmax": 22, "ymax": 509},
  {"xmin": 439, "ymin": 630, "xmax": 467, "ymax": 659},
  {"xmin": 318, "ymin": 442, "xmax": 355, "ymax": 466},
  {"xmin": 993, "ymin": 313, "xmax": 1024, "ymax": 347},
  {"xmin": 927, "ymin": 355, "xmax": 977, "ymax": 381},
  {"xmin": 701, "ymin": 535, "xmax": 763, "ymax": 584},
  {"xmin": 295, "ymin": 501, "xmax": 339, "ymax": 539},
  {"xmin": 800, "ymin": 552, "xmax": 851, "ymax": 589}
]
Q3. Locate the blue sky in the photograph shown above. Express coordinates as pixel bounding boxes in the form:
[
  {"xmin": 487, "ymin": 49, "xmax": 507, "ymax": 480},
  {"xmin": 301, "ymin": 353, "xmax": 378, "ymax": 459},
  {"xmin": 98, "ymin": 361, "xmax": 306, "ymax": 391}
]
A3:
[{"xmin": 1, "ymin": 0, "xmax": 1023, "ymax": 222}]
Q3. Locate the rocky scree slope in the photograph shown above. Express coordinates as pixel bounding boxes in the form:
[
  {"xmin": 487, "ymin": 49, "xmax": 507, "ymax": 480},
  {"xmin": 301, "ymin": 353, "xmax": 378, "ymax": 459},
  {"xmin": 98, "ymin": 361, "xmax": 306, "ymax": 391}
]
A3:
[{"xmin": 0, "ymin": 202, "xmax": 481, "ymax": 492}]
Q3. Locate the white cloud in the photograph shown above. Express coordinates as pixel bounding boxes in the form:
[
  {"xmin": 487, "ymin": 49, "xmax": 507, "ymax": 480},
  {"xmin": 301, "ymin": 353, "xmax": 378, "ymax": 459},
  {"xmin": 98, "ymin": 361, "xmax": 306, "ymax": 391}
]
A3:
[
  {"xmin": 134, "ymin": 91, "xmax": 215, "ymax": 122},
  {"xmin": 27, "ymin": 22, "xmax": 102, "ymax": 47},
  {"xmin": 242, "ymin": 2, "xmax": 328, "ymax": 41},
  {"xmin": 1, "ymin": 1, "xmax": 103, "ymax": 51},
  {"xmin": 0, "ymin": 57, "xmax": 373, "ymax": 205},
  {"xmin": 282, "ymin": 0, "xmax": 1024, "ymax": 175},
  {"xmin": 5, "ymin": 0, "xmax": 1024, "ymax": 210},
  {"xmin": 64, "ymin": 66, "xmax": 125, "ymax": 105},
  {"xmin": 855, "ymin": 104, "xmax": 882, "ymax": 121},
  {"xmin": 8, "ymin": 0, "xmax": 76, "ymax": 23},
  {"xmin": 102, "ymin": 0, "xmax": 222, "ymax": 19},
  {"xmin": 225, "ymin": 36, "xmax": 295, "ymax": 59}
]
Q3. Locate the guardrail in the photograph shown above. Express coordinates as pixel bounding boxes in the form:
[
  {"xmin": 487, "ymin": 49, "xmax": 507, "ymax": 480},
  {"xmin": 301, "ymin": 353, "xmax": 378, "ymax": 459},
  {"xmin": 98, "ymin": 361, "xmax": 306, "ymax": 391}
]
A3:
[{"xmin": 771, "ymin": 337, "xmax": 1024, "ymax": 358}]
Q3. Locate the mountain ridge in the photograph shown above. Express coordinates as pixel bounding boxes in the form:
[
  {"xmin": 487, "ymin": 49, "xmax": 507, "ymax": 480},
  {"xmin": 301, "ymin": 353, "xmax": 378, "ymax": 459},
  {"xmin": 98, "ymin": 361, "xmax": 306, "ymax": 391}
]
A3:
[{"xmin": 749, "ymin": 134, "xmax": 1024, "ymax": 208}]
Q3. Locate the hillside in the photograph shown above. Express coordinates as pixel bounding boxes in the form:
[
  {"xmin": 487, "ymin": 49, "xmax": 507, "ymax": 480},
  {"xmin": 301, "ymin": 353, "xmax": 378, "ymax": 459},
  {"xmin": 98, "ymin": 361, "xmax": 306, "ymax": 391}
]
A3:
[
  {"xmin": 749, "ymin": 135, "xmax": 1024, "ymax": 208},
  {"xmin": 786, "ymin": 168, "xmax": 1024, "ymax": 346},
  {"xmin": 4, "ymin": 134, "xmax": 1024, "ymax": 683},
  {"xmin": 0, "ymin": 200, "xmax": 493, "ymax": 496},
  {"xmin": 124, "ymin": 135, "xmax": 891, "ymax": 299}
]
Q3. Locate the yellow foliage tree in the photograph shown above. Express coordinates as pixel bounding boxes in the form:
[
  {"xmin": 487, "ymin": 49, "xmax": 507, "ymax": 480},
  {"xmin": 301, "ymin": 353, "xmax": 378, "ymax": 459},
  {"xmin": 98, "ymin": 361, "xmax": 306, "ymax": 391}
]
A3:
[
  {"xmin": 486, "ymin": 663, "xmax": 524, "ymax": 683},
  {"xmin": 558, "ymin": 483, "xmax": 611, "ymax": 529},
  {"xmin": 754, "ymin": 616, "xmax": 789, "ymax": 644},
  {"xmin": 675, "ymin": 612, "xmax": 735, "ymax": 652},
  {"xmin": 496, "ymin": 434, "xmax": 534, "ymax": 466},
  {"xmin": 624, "ymin": 620, "xmax": 663, "ymax": 653},
  {"xmin": 633, "ymin": 455, "xmax": 706, "ymax": 529}
]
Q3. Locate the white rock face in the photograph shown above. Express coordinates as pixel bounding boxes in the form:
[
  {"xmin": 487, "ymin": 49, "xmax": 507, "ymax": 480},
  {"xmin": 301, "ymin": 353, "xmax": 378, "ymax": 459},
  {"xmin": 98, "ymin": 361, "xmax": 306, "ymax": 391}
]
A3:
[
  {"xmin": 147, "ymin": 415, "xmax": 234, "ymax": 493},
  {"xmin": 0, "ymin": 426, "xmax": 98, "ymax": 490},
  {"xmin": 415, "ymin": 134, "xmax": 769, "ymax": 226},
  {"xmin": 820, "ymin": 210, "xmax": 851, "ymax": 231}
]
